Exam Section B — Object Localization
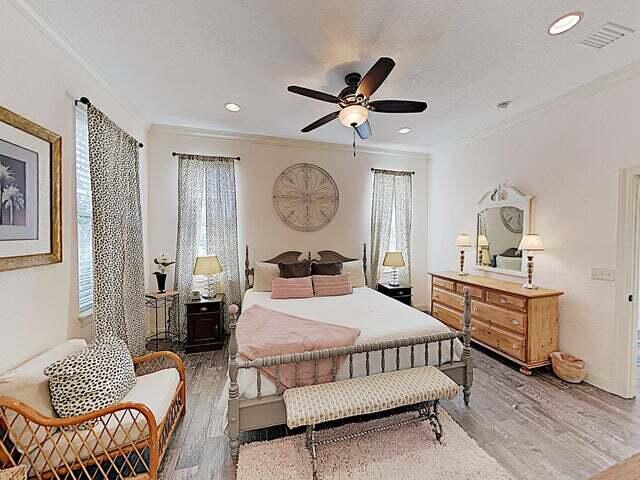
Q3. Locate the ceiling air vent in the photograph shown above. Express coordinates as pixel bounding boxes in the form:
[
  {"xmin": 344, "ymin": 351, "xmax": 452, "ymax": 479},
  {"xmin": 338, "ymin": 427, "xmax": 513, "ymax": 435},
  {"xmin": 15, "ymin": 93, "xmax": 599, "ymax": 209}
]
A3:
[{"xmin": 580, "ymin": 23, "xmax": 634, "ymax": 49}]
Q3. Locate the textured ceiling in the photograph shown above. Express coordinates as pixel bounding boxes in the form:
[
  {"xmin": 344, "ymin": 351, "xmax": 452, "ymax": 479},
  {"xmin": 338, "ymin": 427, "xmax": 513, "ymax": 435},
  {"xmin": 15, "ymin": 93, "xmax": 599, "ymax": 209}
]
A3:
[{"xmin": 26, "ymin": 0, "xmax": 640, "ymax": 151}]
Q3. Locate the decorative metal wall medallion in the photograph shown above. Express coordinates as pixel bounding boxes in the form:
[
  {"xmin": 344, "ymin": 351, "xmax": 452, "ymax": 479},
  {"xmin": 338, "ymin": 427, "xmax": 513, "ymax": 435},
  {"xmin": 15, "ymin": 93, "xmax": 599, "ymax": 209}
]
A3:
[
  {"xmin": 500, "ymin": 206, "xmax": 524, "ymax": 233},
  {"xmin": 272, "ymin": 163, "xmax": 339, "ymax": 232}
]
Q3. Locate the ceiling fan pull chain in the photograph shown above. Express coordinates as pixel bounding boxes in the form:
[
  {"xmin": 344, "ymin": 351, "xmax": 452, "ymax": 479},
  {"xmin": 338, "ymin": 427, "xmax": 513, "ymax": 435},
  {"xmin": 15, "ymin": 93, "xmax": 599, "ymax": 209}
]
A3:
[{"xmin": 353, "ymin": 129, "xmax": 356, "ymax": 157}]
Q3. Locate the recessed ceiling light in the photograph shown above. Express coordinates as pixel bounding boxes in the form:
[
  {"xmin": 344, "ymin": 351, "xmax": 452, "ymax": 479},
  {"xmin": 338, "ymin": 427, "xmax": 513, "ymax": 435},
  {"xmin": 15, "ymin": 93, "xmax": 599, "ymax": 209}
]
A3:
[
  {"xmin": 548, "ymin": 12, "xmax": 583, "ymax": 35},
  {"xmin": 397, "ymin": 127, "xmax": 412, "ymax": 134},
  {"xmin": 225, "ymin": 103, "xmax": 241, "ymax": 112}
]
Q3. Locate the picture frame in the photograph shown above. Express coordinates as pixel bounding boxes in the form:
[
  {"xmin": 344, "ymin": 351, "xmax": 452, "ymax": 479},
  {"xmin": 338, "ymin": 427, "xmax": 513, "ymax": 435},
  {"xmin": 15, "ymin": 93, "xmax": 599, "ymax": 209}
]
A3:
[{"xmin": 0, "ymin": 105, "xmax": 62, "ymax": 271}]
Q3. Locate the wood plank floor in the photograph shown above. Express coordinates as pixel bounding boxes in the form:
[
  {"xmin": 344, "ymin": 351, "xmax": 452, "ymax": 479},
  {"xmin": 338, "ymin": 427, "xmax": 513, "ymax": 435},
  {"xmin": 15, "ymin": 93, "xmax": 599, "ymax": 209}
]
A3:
[{"xmin": 159, "ymin": 346, "xmax": 639, "ymax": 480}]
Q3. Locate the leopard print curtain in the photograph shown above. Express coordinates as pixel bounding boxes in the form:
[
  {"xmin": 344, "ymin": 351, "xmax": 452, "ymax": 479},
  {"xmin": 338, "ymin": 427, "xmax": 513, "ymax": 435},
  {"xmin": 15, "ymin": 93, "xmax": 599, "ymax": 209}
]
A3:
[
  {"xmin": 370, "ymin": 169, "xmax": 413, "ymax": 286},
  {"xmin": 87, "ymin": 105, "xmax": 146, "ymax": 357},
  {"xmin": 170, "ymin": 155, "xmax": 241, "ymax": 339}
]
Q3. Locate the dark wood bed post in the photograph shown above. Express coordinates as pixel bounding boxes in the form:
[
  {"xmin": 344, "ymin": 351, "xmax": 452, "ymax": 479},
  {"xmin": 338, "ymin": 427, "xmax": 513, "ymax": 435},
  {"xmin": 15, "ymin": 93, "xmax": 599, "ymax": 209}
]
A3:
[
  {"xmin": 462, "ymin": 288, "xmax": 473, "ymax": 406},
  {"xmin": 363, "ymin": 243, "xmax": 368, "ymax": 285}
]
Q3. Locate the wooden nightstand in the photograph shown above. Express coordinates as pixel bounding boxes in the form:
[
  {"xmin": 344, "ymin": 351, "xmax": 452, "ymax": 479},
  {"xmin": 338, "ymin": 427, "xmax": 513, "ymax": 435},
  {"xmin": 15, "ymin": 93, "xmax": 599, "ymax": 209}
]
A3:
[
  {"xmin": 185, "ymin": 293, "xmax": 225, "ymax": 353},
  {"xmin": 377, "ymin": 283, "xmax": 413, "ymax": 306}
]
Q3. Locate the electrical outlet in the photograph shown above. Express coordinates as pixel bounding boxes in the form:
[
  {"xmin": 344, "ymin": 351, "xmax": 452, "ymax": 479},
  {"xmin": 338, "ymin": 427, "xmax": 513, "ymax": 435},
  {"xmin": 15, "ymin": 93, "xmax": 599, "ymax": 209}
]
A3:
[{"xmin": 591, "ymin": 268, "xmax": 615, "ymax": 281}]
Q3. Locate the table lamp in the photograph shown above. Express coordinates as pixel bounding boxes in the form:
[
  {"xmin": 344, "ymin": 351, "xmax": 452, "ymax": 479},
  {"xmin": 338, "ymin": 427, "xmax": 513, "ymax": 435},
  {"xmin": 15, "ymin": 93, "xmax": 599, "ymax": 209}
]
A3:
[
  {"xmin": 477, "ymin": 234, "xmax": 489, "ymax": 265},
  {"xmin": 383, "ymin": 251, "xmax": 405, "ymax": 287},
  {"xmin": 455, "ymin": 234, "xmax": 472, "ymax": 275},
  {"xmin": 518, "ymin": 234, "xmax": 544, "ymax": 289},
  {"xmin": 193, "ymin": 255, "xmax": 223, "ymax": 298}
]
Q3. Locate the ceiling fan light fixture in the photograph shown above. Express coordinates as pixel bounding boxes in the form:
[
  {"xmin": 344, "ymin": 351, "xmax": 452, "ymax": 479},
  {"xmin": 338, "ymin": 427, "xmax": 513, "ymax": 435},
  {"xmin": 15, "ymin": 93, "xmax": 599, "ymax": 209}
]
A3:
[
  {"xmin": 397, "ymin": 127, "xmax": 412, "ymax": 134},
  {"xmin": 339, "ymin": 105, "xmax": 368, "ymax": 128},
  {"xmin": 225, "ymin": 103, "xmax": 241, "ymax": 112},
  {"xmin": 548, "ymin": 12, "xmax": 583, "ymax": 35}
]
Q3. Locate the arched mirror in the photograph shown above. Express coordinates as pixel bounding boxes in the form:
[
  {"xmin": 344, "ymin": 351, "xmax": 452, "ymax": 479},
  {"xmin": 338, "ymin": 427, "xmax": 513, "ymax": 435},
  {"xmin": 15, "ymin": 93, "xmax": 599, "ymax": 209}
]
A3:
[{"xmin": 476, "ymin": 184, "xmax": 532, "ymax": 277}]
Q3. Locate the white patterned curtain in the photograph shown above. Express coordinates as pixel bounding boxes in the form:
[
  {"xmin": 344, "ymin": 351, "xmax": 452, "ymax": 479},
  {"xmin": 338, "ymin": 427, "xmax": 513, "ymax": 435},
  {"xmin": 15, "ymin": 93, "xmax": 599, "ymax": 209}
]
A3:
[
  {"xmin": 87, "ymin": 104, "xmax": 145, "ymax": 356},
  {"xmin": 170, "ymin": 155, "xmax": 241, "ymax": 338},
  {"xmin": 370, "ymin": 169, "xmax": 413, "ymax": 286}
]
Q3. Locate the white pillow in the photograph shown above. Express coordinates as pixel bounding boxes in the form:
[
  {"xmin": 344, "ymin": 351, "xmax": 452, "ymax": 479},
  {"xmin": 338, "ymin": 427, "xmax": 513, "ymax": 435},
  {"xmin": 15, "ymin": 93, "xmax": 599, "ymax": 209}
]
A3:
[
  {"xmin": 342, "ymin": 260, "xmax": 366, "ymax": 288},
  {"xmin": 253, "ymin": 262, "xmax": 280, "ymax": 292},
  {"xmin": 0, "ymin": 339, "xmax": 87, "ymax": 452}
]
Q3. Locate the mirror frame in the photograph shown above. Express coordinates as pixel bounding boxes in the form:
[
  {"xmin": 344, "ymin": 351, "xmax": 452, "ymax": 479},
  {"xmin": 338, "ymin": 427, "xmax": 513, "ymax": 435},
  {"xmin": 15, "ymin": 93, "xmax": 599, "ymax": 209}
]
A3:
[{"xmin": 475, "ymin": 183, "xmax": 533, "ymax": 277}]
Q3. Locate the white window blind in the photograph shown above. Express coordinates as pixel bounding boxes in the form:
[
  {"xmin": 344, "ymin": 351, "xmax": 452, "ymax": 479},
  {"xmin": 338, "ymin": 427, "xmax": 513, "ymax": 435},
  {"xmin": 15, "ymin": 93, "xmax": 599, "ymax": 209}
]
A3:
[{"xmin": 75, "ymin": 106, "xmax": 93, "ymax": 314}]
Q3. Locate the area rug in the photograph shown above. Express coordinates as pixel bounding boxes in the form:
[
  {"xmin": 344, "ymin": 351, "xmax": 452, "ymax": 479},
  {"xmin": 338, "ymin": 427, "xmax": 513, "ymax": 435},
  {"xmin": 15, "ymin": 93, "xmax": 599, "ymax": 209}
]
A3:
[
  {"xmin": 589, "ymin": 452, "xmax": 640, "ymax": 480},
  {"xmin": 237, "ymin": 410, "xmax": 513, "ymax": 480}
]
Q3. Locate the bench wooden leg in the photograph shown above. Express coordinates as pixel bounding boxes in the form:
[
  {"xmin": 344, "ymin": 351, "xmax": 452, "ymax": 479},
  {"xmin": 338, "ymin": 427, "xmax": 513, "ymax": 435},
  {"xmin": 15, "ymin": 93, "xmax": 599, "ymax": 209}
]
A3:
[{"xmin": 306, "ymin": 425, "xmax": 318, "ymax": 480}]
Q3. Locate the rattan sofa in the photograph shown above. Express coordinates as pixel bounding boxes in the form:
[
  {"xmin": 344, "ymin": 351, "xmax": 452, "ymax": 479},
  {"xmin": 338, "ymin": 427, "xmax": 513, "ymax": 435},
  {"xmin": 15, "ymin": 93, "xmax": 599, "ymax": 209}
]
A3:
[{"xmin": 0, "ymin": 340, "xmax": 185, "ymax": 480}]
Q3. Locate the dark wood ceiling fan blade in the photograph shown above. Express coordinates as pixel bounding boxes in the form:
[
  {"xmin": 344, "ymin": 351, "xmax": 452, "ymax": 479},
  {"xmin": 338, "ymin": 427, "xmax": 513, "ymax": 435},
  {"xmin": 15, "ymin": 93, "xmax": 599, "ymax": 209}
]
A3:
[
  {"xmin": 356, "ymin": 57, "xmax": 396, "ymax": 98},
  {"xmin": 355, "ymin": 120, "xmax": 372, "ymax": 139},
  {"xmin": 301, "ymin": 111, "xmax": 340, "ymax": 132},
  {"xmin": 287, "ymin": 86, "xmax": 341, "ymax": 104},
  {"xmin": 368, "ymin": 100, "xmax": 427, "ymax": 113}
]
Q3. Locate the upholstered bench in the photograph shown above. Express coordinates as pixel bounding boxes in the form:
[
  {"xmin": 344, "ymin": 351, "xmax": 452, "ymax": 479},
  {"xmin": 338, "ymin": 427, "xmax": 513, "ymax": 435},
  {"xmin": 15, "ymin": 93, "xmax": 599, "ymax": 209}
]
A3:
[{"xmin": 283, "ymin": 365, "xmax": 459, "ymax": 478}]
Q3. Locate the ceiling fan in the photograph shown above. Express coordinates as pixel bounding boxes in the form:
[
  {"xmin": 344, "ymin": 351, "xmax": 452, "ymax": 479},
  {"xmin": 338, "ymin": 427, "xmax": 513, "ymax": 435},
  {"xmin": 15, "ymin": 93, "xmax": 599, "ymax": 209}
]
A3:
[{"xmin": 287, "ymin": 57, "xmax": 427, "ymax": 140}]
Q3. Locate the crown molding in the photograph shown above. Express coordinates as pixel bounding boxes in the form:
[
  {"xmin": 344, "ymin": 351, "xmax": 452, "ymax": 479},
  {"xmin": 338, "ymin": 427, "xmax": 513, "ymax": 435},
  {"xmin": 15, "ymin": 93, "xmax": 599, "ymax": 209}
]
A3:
[
  {"xmin": 10, "ymin": 0, "xmax": 149, "ymax": 130},
  {"xmin": 150, "ymin": 124, "xmax": 430, "ymax": 160},
  {"xmin": 433, "ymin": 58, "xmax": 640, "ymax": 155}
]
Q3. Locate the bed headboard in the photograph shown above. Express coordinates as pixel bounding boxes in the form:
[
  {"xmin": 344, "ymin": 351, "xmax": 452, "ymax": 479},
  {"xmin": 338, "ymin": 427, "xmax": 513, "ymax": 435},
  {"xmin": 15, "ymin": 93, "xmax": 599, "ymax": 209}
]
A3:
[{"xmin": 244, "ymin": 244, "xmax": 368, "ymax": 290}]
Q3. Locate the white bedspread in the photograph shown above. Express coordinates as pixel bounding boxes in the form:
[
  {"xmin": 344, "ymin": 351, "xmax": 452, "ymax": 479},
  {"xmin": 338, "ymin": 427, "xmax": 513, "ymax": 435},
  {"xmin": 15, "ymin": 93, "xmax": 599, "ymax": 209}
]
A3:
[{"xmin": 235, "ymin": 287, "xmax": 462, "ymax": 399}]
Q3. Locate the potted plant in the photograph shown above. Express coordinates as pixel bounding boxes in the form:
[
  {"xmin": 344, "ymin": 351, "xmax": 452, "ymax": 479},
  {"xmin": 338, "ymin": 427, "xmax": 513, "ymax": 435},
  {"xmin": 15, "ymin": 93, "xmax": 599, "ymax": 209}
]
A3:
[{"xmin": 153, "ymin": 254, "xmax": 175, "ymax": 293}]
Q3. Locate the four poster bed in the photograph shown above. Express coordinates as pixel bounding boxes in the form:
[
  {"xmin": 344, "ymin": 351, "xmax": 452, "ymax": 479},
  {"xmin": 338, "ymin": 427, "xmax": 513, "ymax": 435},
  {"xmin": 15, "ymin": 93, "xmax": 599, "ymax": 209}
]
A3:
[{"xmin": 226, "ymin": 245, "xmax": 473, "ymax": 462}]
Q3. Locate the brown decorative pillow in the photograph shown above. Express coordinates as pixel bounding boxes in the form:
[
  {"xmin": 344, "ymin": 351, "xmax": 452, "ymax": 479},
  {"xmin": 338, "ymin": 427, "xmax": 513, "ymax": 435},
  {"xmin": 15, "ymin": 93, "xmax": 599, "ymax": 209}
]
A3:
[
  {"xmin": 278, "ymin": 260, "xmax": 311, "ymax": 278},
  {"xmin": 311, "ymin": 262, "xmax": 343, "ymax": 276}
]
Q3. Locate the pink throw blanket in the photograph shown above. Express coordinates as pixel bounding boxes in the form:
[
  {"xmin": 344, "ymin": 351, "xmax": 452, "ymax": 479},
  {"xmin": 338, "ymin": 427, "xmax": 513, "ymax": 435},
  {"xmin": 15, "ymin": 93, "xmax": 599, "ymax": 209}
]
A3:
[{"xmin": 237, "ymin": 305, "xmax": 361, "ymax": 389}]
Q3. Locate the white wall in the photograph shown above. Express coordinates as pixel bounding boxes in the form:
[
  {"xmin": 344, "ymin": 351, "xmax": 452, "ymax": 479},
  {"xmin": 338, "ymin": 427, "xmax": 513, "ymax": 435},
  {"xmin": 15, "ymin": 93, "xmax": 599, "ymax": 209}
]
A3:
[
  {"xmin": 147, "ymin": 127, "xmax": 430, "ymax": 308},
  {"xmin": 0, "ymin": 1, "xmax": 148, "ymax": 373},
  {"xmin": 429, "ymin": 71, "xmax": 640, "ymax": 395}
]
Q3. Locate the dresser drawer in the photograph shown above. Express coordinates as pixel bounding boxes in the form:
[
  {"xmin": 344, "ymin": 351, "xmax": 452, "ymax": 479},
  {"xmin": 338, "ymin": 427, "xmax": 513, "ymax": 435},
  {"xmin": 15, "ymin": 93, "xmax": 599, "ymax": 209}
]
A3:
[
  {"xmin": 432, "ymin": 288, "xmax": 464, "ymax": 311},
  {"xmin": 456, "ymin": 283, "xmax": 484, "ymax": 300},
  {"xmin": 186, "ymin": 302, "xmax": 221, "ymax": 314},
  {"xmin": 432, "ymin": 303, "xmax": 462, "ymax": 330},
  {"xmin": 432, "ymin": 277, "xmax": 455, "ymax": 291},
  {"xmin": 471, "ymin": 300, "xmax": 526, "ymax": 334},
  {"xmin": 470, "ymin": 318, "xmax": 496, "ymax": 349},
  {"xmin": 491, "ymin": 325, "xmax": 526, "ymax": 361},
  {"xmin": 486, "ymin": 291, "xmax": 527, "ymax": 312}
]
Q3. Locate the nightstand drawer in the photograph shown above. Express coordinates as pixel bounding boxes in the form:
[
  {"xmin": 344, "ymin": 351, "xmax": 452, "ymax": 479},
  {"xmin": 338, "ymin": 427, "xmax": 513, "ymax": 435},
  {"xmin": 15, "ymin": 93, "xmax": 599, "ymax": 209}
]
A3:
[{"xmin": 187, "ymin": 302, "xmax": 221, "ymax": 314}]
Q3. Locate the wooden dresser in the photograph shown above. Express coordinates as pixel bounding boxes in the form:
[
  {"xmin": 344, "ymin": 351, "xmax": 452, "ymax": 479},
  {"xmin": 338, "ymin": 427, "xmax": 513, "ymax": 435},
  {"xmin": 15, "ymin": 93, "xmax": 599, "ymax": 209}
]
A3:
[{"xmin": 430, "ymin": 271, "xmax": 563, "ymax": 374}]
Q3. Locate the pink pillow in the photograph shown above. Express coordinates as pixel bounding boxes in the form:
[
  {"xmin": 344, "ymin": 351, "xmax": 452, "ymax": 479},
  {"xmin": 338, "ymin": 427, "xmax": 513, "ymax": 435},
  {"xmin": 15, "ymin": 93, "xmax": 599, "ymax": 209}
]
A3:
[
  {"xmin": 312, "ymin": 273, "xmax": 353, "ymax": 297},
  {"xmin": 271, "ymin": 276, "xmax": 314, "ymax": 299}
]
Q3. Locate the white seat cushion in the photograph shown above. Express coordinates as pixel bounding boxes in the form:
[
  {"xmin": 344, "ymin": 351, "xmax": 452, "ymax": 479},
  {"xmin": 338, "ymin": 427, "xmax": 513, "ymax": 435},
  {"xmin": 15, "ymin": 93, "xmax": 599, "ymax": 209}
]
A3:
[
  {"xmin": 283, "ymin": 366, "xmax": 459, "ymax": 429},
  {"xmin": 19, "ymin": 368, "xmax": 180, "ymax": 474}
]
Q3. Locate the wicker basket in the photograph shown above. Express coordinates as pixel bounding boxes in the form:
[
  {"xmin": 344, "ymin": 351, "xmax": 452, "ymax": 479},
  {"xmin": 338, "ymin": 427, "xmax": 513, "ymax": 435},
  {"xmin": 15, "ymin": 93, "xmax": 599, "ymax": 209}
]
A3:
[{"xmin": 550, "ymin": 351, "xmax": 586, "ymax": 383}]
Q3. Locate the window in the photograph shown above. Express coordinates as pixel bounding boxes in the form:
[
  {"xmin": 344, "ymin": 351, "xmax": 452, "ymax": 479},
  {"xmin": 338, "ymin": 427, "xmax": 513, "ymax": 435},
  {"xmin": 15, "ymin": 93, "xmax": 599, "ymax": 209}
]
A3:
[{"xmin": 75, "ymin": 106, "xmax": 93, "ymax": 314}]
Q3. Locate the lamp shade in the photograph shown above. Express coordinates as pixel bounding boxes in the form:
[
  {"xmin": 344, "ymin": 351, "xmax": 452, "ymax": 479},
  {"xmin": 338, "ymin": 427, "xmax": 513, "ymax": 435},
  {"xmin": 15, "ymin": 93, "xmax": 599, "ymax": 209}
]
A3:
[
  {"xmin": 383, "ymin": 251, "xmax": 405, "ymax": 268},
  {"xmin": 518, "ymin": 234, "xmax": 544, "ymax": 252},
  {"xmin": 477, "ymin": 234, "xmax": 489, "ymax": 247},
  {"xmin": 193, "ymin": 255, "xmax": 223, "ymax": 275},
  {"xmin": 339, "ymin": 105, "xmax": 368, "ymax": 127},
  {"xmin": 455, "ymin": 234, "xmax": 472, "ymax": 248}
]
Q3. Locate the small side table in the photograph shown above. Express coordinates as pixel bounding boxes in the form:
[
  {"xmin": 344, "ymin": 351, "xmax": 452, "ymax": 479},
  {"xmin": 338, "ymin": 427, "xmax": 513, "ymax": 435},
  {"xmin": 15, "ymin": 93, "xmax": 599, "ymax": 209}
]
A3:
[
  {"xmin": 185, "ymin": 294, "xmax": 225, "ymax": 353},
  {"xmin": 377, "ymin": 283, "xmax": 413, "ymax": 306},
  {"xmin": 145, "ymin": 290, "xmax": 179, "ymax": 351}
]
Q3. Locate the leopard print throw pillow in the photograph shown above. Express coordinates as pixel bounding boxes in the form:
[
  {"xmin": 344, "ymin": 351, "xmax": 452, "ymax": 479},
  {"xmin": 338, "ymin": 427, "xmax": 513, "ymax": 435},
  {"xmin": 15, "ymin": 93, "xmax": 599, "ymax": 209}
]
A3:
[{"xmin": 44, "ymin": 336, "xmax": 136, "ymax": 429}]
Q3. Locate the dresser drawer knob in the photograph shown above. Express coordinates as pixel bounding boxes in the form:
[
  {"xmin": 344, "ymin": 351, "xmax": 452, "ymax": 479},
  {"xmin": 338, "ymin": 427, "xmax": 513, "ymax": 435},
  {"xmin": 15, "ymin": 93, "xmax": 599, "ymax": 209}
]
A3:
[
  {"xmin": 513, "ymin": 344, "xmax": 519, "ymax": 349},
  {"xmin": 500, "ymin": 298, "xmax": 507, "ymax": 304},
  {"xmin": 512, "ymin": 319, "xmax": 519, "ymax": 325}
]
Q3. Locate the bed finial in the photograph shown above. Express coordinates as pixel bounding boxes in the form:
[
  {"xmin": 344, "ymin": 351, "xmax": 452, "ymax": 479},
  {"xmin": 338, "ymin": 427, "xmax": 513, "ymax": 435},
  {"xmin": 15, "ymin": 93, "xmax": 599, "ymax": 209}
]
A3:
[
  {"xmin": 244, "ymin": 245, "xmax": 253, "ymax": 291},
  {"xmin": 462, "ymin": 288, "xmax": 473, "ymax": 406},
  {"xmin": 228, "ymin": 304, "xmax": 240, "ymax": 464}
]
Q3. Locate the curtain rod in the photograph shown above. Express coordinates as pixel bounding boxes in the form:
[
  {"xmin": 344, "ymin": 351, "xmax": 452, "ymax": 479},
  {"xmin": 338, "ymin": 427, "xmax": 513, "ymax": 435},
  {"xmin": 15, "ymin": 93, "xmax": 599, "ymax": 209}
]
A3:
[
  {"xmin": 371, "ymin": 168, "xmax": 415, "ymax": 175},
  {"xmin": 171, "ymin": 151, "xmax": 240, "ymax": 161},
  {"xmin": 74, "ymin": 96, "xmax": 144, "ymax": 148}
]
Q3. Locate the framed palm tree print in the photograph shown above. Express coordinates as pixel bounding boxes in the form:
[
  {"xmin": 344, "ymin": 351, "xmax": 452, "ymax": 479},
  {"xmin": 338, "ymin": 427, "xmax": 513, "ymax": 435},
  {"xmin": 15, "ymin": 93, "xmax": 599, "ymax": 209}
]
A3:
[{"xmin": 0, "ymin": 105, "xmax": 61, "ymax": 271}]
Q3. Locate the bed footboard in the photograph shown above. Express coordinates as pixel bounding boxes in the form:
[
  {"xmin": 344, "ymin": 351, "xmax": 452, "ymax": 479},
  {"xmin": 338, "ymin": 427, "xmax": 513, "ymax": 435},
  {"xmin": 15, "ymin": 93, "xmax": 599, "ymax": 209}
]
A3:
[{"xmin": 227, "ymin": 291, "xmax": 473, "ymax": 463}]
